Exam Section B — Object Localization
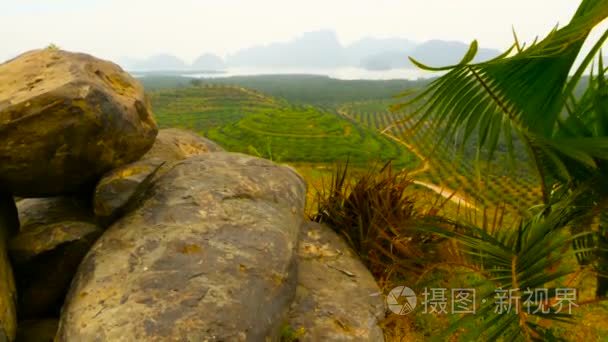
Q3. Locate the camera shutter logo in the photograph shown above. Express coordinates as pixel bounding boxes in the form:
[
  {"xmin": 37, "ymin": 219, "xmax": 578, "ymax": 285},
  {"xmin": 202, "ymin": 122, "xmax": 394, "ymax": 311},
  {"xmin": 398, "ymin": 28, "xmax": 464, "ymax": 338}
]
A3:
[{"xmin": 387, "ymin": 286, "xmax": 417, "ymax": 315}]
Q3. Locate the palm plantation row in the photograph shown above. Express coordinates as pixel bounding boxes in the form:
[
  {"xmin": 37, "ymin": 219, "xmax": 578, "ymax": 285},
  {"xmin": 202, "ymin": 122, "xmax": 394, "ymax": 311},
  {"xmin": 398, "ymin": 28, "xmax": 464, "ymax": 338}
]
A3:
[{"xmin": 341, "ymin": 101, "xmax": 542, "ymax": 215}]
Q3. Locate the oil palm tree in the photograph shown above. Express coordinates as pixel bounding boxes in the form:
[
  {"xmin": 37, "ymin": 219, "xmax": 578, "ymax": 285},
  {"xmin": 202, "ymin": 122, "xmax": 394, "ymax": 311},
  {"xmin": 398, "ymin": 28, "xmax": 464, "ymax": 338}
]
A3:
[{"xmin": 398, "ymin": 0, "xmax": 608, "ymax": 339}]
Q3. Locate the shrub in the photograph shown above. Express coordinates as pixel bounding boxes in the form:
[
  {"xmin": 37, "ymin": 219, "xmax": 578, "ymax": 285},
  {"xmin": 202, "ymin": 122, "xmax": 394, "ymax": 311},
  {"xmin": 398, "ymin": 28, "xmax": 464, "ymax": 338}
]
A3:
[{"xmin": 310, "ymin": 162, "xmax": 445, "ymax": 283}]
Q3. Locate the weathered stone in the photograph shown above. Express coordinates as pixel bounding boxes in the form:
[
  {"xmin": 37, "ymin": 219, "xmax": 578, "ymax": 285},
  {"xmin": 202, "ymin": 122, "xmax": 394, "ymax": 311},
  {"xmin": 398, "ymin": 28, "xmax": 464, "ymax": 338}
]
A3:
[
  {"xmin": 9, "ymin": 197, "xmax": 103, "ymax": 318},
  {"xmin": 58, "ymin": 152, "xmax": 306, "ymax": 341},
  {"xmin": 142, "ymin": 128, "xmax": 223, "ymax": 161},
  {"xmin": 93, "ymin": 159, "xmax": 164, "ymax": 219},
  {"xmin": 93, "ymin": 128, "xmax": 223, "ymax": 220},
  {"xmin": 0, "ymin": 49, "xmax": 158, "ymax": 197},
  {"xmin": 287, "ymin": 222, "xmax": 386, "ymax": 341},
  {"xmin": 0, "ymin": 193, "xmax": 18, "ymax": 341},
  {"xmin": 16, "ymin": 319, "xmax": 58, "ymax": 342}
]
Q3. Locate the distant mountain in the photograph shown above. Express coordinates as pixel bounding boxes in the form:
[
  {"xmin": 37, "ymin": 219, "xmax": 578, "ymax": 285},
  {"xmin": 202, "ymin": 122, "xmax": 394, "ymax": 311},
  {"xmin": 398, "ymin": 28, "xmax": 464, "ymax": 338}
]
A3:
[
  {"xmin": 225, "ymin": 32, "xmax": 418, "ymax": 69},
  {"xmin": 117, "ymin": 32, "xmax": 503, "ymax": 72},
  {"xmin": 361, "ymin": 40, "xmax": 501, "ymax": 70},
  {"xmin": 118, "ymin": 54, "xmax": 225, "ymax": 72},
  {"xmin": 226, "ymin": 32, "xmax": 499, "ymax": 70},
  {"xmin": 360, "ymin": 50, "xmax": 412, "ymax": 70},
  {"xmin": 192, "ymin": 53, "xmax": 226, "ymax": 70},
  {"xmin": 409, "ymin": 40, "xmax": 500, "ymax": 66},
  {"xmin": 129, "ymin": 54, "xmax": 188, "ymax": 71},
  {"xmin": 226, "ymin": 30, "xmax": 347, "ymax": 68},
  {"xmin": 345, "ymin": 37, "xmax": 415, "ymax": 66}
]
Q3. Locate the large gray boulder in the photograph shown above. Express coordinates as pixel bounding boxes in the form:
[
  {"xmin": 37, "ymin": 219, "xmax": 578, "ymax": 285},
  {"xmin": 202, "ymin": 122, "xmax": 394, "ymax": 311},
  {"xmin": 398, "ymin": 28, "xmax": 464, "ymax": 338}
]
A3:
[
  {"xmin": 0, "ymin": 49, "xmax": 158, "ymax": 197},
  {"xmin": 287, "ymin": 222, "xmax": 386, "ymax": 341},
  {"xmin": 58, "ymin": 153, "xmax": 306, "ymax": 341},
  {"xmin": 9, "ymin": 197, "xmax": 102, "ymax": 318}
]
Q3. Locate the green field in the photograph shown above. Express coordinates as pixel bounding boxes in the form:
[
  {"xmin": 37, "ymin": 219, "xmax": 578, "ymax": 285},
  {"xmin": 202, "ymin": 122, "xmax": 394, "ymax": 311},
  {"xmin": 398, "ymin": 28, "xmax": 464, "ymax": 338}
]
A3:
[
  {"xmin": 146, "ymin": 75, "xmax": 543, "ymax": 217},
  {"xmin": 149, "ymin": 84, "xmax": 417, "ymax": 168}
]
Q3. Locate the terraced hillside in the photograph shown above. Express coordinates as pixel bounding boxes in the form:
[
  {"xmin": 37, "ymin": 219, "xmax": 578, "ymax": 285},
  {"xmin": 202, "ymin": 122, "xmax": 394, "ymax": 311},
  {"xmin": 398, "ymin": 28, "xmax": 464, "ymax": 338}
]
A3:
[
  {"xmin": 149, "ymin": 85, "xmax": 416, "ymax": 167},
  {"xmin": 341, "ymin": 100, "xmax": 543, "ymax": 215}
]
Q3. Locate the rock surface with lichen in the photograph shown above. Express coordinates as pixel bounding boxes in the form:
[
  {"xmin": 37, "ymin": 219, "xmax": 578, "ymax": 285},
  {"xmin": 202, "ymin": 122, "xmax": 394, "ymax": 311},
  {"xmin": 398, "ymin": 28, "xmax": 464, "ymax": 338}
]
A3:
[
  {"xmin": 0, "ymin": 49, "xmax": 158, "ymax": 197},
  {"xmin": 57, "ymin": 152, "xmax": 307, "ymax": 341},
  {"xmin": 287, "ymin": 221, "xmax": 386, "ymax": 341}
]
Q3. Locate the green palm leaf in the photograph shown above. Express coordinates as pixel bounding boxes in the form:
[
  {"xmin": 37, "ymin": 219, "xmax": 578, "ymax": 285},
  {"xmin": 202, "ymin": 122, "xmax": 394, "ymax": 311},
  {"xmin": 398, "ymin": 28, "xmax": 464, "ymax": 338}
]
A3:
[{"xmin": 400, "ymin": 0, "xmax": 608, "ymax": 198}]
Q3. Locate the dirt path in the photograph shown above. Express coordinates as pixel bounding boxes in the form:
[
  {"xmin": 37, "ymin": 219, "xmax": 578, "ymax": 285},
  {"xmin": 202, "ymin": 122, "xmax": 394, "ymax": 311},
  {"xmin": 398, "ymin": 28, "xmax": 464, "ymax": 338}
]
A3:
[
  {"xmin": 338, "ymin": 107, "xmax": 477, "ymax": 210},
  {"xmin": 379, "ymin": 126, "xmax": 429, "ymax": 177},
  {"xmin": 411, "ymin": 180, "xmax": 478, "ymax": 209}
]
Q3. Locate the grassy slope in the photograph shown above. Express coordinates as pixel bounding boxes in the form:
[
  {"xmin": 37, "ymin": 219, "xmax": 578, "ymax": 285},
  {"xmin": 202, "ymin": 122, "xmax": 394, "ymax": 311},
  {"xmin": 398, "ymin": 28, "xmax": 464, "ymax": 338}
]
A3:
[{"xmin": 149, "ymin": 84, "xmax": 417, "ymax": 168}]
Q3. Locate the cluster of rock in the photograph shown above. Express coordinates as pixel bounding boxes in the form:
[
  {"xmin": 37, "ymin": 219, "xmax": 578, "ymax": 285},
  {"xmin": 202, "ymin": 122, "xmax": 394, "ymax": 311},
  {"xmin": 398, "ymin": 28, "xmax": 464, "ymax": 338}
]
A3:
[{"xmin": 0, "ymin": 49, "xmax": 385, "ymax": 341}]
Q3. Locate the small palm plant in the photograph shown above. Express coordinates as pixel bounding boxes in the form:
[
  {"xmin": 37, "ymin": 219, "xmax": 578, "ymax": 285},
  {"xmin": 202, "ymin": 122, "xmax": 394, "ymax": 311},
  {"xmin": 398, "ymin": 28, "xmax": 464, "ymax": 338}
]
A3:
[
  {"xmin": 396, "ymin": 0, "xmax": 608, "ymax": 339},
  {"xmin": 419, "ymin": 188, "xmax": 597, "ymax": 340}
]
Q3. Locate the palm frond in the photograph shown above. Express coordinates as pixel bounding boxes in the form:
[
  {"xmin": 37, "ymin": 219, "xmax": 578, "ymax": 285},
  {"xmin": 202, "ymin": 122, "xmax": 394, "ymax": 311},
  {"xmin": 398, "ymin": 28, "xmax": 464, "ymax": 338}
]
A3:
[{"xmin": 398, "ymin": 0, "xmax": 608, "ymax": 195}]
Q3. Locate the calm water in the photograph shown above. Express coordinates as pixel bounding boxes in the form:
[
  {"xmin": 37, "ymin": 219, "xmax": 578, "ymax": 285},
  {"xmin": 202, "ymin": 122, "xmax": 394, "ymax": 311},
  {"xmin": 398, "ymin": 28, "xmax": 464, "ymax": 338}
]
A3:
[{"xmin": 185, "ymin": 67, "xmax": 437, "ymax": 81}]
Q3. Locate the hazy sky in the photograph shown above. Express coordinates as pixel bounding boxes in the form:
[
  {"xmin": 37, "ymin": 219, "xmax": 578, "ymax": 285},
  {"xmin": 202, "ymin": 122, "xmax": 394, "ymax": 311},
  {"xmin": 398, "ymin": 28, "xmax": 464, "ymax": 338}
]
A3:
[{"xmin": 1, "ymin": 0, "xmax": 606, "ymax": 62}]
